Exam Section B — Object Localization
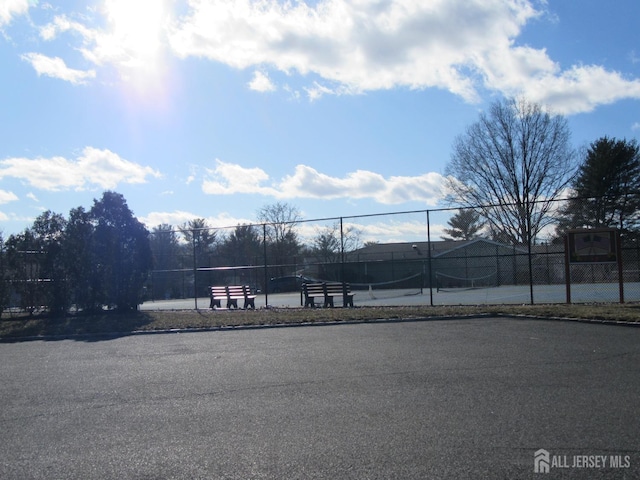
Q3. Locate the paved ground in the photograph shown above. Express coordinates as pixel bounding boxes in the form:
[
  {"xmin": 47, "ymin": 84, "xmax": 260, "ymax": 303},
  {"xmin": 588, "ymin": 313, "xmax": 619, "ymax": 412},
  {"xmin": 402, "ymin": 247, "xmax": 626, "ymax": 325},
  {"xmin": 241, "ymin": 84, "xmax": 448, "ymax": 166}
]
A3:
[{"xmin": 1, "ymin": 318, "xmax": 639, "ymax": 479}]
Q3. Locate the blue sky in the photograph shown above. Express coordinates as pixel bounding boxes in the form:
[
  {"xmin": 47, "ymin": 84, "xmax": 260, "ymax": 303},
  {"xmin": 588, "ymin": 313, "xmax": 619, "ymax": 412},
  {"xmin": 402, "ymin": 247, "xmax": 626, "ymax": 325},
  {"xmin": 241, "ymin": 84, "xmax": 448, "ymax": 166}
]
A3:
[{"xmin": 1, "ymin": 0, "xmax": 639, "ymax": 242}]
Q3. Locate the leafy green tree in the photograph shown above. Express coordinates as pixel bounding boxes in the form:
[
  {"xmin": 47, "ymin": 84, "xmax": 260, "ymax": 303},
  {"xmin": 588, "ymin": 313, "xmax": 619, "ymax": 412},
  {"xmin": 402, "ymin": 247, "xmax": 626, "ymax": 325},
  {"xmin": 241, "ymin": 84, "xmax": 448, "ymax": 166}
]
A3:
[
  {"xmin": 219, "ymin": 224, "xmax": 262, "ymax": 266},
  {"xmin": 556, "ymin": 137, "xmax": 640, "ymax": 238},
  {"xmin": 150, "ymin": 224, "xmax": 181, "ymax": 270},
  {"xmin": 4, "ymin": 229, "xmax": 41, "ymax": 314},
  {"xmin": 441, "ymin": 209, "xmax": 485, "ymax": 241},
  {"xmin": 149, "ymin": 224, "xmax": 182, "ymax": 299},
  {"xmin": 64, "ymin": 207, "xmax": 96, "ymax": 311},
  {"xmin": 31, "ymin": 211, "xmax": 69, "ymax": 315},
  {"xmin": 179, "ymin": 218, "xmax": 218, "ymax": 267},
  {"xmin": 446, "ymin": 97, "xmax": 576, "ymax": 245},
  {"xmin": 90, "ymin": 191, "xmax": 152, "ymax": 311}
]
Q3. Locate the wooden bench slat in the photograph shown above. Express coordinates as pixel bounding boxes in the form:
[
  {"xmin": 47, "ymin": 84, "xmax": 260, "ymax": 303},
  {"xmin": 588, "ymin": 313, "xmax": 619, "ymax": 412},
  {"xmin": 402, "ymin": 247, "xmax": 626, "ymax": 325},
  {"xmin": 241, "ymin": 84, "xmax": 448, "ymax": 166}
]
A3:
[
  {"xmin": 302, "ymin": 282, "xmax": 354, "ymax": 308},
  {"xmin": 209, "ymin": 285, "xmax": 256, "ymax": 309},
  {"xmin": 209, "ymin": 286, "xmax": 227, "ymax": 309}
]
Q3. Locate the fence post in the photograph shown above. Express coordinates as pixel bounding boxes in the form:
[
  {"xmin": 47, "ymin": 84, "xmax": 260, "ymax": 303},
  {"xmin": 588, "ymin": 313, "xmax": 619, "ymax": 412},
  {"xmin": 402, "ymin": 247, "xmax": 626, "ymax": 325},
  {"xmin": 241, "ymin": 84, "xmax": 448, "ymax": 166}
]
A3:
[
  {"xmin": 427, "ymin": 210, "xmax": 434, "ymax": 306},
  {"xmin": 263, "ymin": 223, "xmax": 269, "ymax": 308},
  {"xmin": 617, "ymin": 231, "xmax": 624, "ymax": 304},
  {"xmin": 564, "ymin": 235, "xmax": 571, "ymax": 304},
  {"xmin": 192, "ymin": 228, "xmax": 198, "ymax": 310},
  {"xmin": 340, "ymin": 217, "xmax": 345, "ymax": 284},
  {"xmin": 527, "ymin": 239, "xmax": 534, "ymax": 305}
]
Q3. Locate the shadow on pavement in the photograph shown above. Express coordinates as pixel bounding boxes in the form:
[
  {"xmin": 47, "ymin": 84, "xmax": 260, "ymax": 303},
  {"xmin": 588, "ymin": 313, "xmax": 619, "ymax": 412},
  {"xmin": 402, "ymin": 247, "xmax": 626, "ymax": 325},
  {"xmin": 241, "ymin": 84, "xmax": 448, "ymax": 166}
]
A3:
[{"xmin": 0, "ymin": 311, "xmax": 156, "ymax": 343}]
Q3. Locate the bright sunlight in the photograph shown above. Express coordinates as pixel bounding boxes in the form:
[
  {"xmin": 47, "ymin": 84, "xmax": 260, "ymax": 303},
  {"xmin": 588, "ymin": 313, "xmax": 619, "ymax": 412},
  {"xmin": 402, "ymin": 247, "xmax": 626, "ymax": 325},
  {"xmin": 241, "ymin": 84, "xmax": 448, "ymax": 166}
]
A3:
[
  {"xmin": 98, "ymin": 0, "xmax": 175, "ymax": 107},
  {"xmin": 102, "ymin": 0, "xmax": 167, "ymax": 68}
]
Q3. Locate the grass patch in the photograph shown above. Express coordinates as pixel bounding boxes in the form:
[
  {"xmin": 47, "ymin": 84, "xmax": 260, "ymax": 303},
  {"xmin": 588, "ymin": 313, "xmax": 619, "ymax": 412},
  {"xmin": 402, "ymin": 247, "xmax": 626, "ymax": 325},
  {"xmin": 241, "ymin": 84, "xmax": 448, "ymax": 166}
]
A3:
[{"xmin": 1, "ymin": 303, "xmax": 639, "ymax": 340}]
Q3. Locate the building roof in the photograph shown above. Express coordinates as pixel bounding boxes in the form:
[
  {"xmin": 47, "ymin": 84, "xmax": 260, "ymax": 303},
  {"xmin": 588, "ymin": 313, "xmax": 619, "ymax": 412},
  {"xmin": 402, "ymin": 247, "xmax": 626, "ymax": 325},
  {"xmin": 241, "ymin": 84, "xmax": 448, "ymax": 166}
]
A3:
[{"xmin": 348, "ymin": 237, "xmax": 529, "ymax": 261}]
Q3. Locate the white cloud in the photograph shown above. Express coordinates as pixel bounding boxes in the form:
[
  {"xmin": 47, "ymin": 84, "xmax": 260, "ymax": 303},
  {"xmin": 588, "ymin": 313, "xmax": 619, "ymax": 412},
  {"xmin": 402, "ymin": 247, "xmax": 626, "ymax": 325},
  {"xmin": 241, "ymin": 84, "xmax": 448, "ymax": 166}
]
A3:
[
  {"xmin": 38, "ymin": 14, "xmax": 96, "ymax": 42},
  {"xmin": 21, "ymin": 53, "xmax": 96, "ymax": 85},
  {"xmin": 304, "ymin": 81, "xmax": 357, "ymax": 101},
  {"xmin": 632, "ymin": 122, "xmax": 640, "ymax": 132},
  {"xmin": 201, "ymin": 160, "xmax": 447, "ymax": 205},
  {"xmin": 0, "ymin": 190, "xmax": 18, "ymax": 204},
  {"xmin": 248, "ymin": 70, "xmax": 276, "ymax": 92},
  {"xmin": 139, "ymin": 210, "xmax": 201, "ymax": 229},
  {"xmin": 202, "ymin": 159, "xmax": 272, "ymax": 195},
  {"xmin": 141, "ymin": 209, "xmax": 443, "ymax": 244},
  {"xmin": 0, "ymin": 147, "xmax": 162, "ymax": 191},
  {"xmin": 139, "ymin": 210, "xmax": 254, "ymax": 231},
  {"xmin": 22, "ymin": 1, "xmax": 640, "ymax": 112},
  {"xmin": 81, "ymin": 0, "xmax": 168, "ymax": 70},
  {"xmin": 168, "ymin": 0, "xmax": 491, "ymax": 101},
  {"xmin": 166, "ymin": 0, "xmax": 640, "ymax": 112},
  {"xmin": 280, "ymin": 165, "xmax": 446, "ymax": 205},
  {"xmin": 38, "ymin": 3, "xmax": 169, "ymax": 83},
  {"xmin": 481, "ymin": 49, "xmax": 640, "ymax": 114},
  {"xmin": 0, "ymin": 190, "xmax": 19, "ymax": 225},
  {"xmin": 0, "ymin": 0, "xmax": 30, "ymax": 27}
]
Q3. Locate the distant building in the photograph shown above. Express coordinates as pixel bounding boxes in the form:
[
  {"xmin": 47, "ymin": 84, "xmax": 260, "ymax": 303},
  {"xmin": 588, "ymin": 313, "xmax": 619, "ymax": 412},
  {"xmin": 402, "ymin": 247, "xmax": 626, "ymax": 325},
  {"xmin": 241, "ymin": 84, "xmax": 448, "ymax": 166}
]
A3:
[{"xmin": 335, "ymin": 238, "xmax": 531, "ymax": 288}]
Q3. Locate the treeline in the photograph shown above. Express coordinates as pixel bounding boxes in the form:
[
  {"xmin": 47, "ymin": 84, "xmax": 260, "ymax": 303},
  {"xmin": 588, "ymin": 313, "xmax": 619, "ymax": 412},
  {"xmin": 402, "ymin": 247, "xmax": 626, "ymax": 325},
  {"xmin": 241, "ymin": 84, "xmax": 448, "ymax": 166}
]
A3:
[
  {"xmin": 1, "ymin": 192, "xmax": 152, "ymax": 315},
  {"xmin": 147, "ymin": 203, "xmax": 362, "ymax": 301},
  {"xmin": 442, "ymin": 136, "xmax": 640, "ymax": 243},
  {"xmin": 0, "ymin": 197, "xmax": 359, "ymax": 315}
]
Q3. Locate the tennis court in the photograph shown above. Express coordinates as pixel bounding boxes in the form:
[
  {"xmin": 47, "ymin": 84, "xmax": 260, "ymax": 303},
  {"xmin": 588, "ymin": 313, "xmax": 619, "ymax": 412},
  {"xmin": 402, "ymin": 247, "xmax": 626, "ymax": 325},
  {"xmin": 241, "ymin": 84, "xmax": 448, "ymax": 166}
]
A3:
[{"xmin": 140, "ymin": 281, "xmax": 639, "ymax": 310}]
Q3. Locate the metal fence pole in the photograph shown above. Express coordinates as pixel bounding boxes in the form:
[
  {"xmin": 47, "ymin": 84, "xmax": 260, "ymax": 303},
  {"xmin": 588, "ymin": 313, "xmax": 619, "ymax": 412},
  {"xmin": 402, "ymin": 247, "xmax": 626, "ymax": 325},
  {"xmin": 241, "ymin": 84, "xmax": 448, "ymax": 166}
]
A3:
[
  {"xmin": 192, "ymin": 228, "xmax": 198, "ymax": 310},
  {"xmin": 617, "ymin": 231, "xmax": 624, "ymax": 304},
  {"xmin": 340, "ymin": 217, "xmax": 345, "ymax": 283},
  {"xmin": 427, "ymin": 210, "xmax": 434, "ymax": 306},
  {"xmin": 263, "ymin": 223, "xmax": 269, "ymax": 308}
]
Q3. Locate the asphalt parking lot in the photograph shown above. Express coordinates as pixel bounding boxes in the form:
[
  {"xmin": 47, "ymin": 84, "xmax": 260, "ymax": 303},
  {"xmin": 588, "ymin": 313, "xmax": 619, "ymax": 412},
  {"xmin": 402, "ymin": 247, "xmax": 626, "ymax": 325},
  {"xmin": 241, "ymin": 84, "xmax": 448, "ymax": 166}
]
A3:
[{"xmin": 1, "ymin": 318, "xmax": 639, "ymax": 479}]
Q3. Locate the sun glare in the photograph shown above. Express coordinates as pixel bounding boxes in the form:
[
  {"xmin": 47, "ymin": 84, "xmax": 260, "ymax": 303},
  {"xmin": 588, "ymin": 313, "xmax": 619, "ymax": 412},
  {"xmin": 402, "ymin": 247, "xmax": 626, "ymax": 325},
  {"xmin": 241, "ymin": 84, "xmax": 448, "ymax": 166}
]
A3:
[
  {"xmin": 104, "ymin": 0, "xmax": 166, "ymax": 66},
  {"xmin": 100, "ymin": 0, "xmax": 175, "ymax": 106}
]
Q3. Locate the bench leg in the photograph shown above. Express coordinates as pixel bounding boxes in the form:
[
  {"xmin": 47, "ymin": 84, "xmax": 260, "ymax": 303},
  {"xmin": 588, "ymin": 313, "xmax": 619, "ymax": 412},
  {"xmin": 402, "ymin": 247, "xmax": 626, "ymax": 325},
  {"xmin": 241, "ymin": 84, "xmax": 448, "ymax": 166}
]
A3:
[
  {"xmin": 244, "ymin": 298, "xmax": 255, "ymax": 309},
  {"xmin": 210, "ymin": 298, "xmax": 221, "ymax": 309},
  {"xmin": 344, "ymin": 295, "xmax": 354, "ymax": 308},
  {"xmin": 304, "ymin": 297, "xmax": 315, "ymax": 308},
  {"xmin": 324, "ymin": 296, "xmax": 334, "ymax": 308},
  {"xmin": 227, "ymin": 299, "xmax": 238, "ymax": 309}
]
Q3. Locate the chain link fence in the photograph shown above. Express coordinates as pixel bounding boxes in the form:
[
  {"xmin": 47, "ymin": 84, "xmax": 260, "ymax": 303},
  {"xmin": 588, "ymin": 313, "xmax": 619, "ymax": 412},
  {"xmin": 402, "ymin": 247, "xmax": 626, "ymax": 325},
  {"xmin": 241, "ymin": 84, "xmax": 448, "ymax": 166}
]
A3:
[
  {"xmin": 144, "ymin": 197, "xmax": 640, "ymax": 308},
  {"xmin": 4, "ymin": 196, "xmax": 638, "ymax": 311}
]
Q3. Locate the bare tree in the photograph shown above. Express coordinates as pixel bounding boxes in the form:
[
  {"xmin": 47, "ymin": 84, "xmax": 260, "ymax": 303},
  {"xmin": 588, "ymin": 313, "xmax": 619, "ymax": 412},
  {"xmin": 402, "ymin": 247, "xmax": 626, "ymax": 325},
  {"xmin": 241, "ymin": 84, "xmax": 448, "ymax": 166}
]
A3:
[
  {"xmin": 312, "ymin": 222, "xmax": 363, "ymax": 263},
  {"xmin": 445, "ymin": 97, "xmax": 576, "ymax": 245},
  {"xmin": 257, "ymin": 202, "xmax": 302, "ymax": 266}
]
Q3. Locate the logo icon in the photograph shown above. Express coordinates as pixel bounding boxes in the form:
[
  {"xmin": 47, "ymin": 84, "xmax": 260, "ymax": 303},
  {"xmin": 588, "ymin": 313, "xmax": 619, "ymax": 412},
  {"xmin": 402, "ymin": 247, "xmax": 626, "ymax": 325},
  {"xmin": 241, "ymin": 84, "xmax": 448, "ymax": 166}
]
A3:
[{"xmin": 535, "ymin": 449, "xmax": 550, "ymax": 473}]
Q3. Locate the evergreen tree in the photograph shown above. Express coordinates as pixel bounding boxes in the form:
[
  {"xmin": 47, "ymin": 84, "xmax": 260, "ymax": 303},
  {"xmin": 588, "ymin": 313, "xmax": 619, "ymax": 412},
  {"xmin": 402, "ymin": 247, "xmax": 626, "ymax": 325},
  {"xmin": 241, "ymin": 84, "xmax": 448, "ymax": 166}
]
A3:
[
  {"xmin": 441, "ymin": 209, "xmax": 485, "ymax": 241},
  {"xmin": 31, "ymin": 211, "xmax": 69, "ymax": 315},
  {"xmin": 90, "ymin": 191, "xmax": 153, "ymax": 310},
  {"xmin": 64, "ymin": 207, "xmax": 96, "ymax": 311},
  {"xmin": 5, "ymin": 229, "xmax": 41, "ymax": 314},
  {"xmin": 556, "ymin": 137, "xmax": 640, "ymax": 238},
  {"xmin": 179, "ymin": 218, "xmax": 218, "ymax": 268},
  {"xmin": 149, "ymin": 224, "xmax": 181, "ymax": 300},
  {"xmin": 219, "ymin": 224, "xmax": 262, "ymax": 266}
]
